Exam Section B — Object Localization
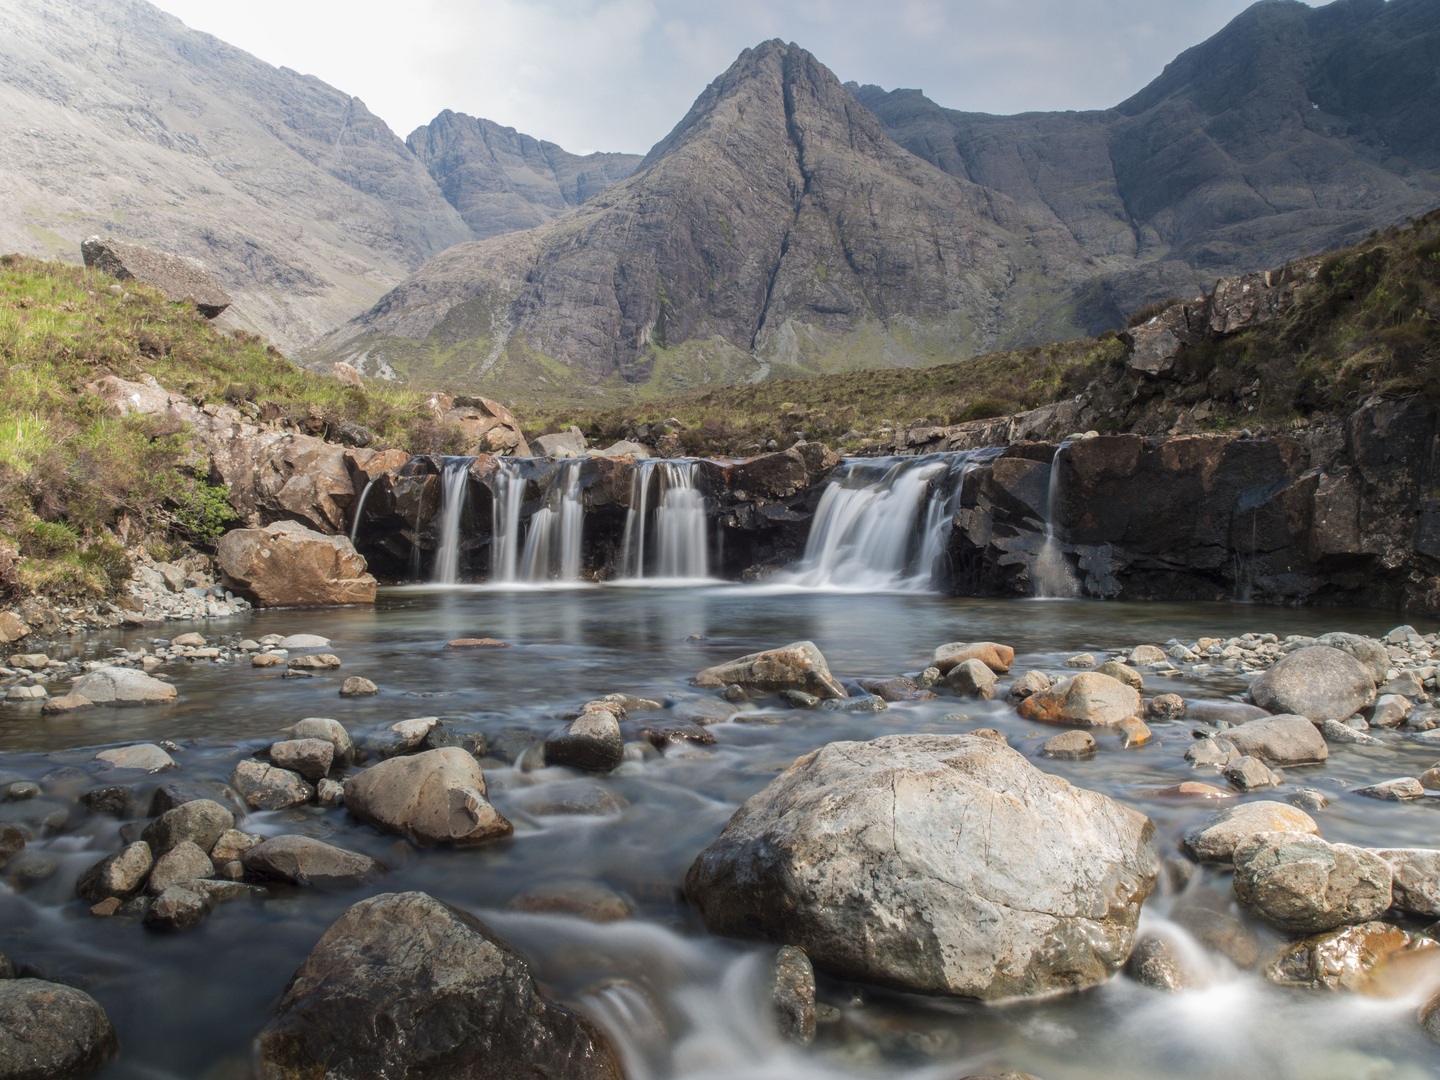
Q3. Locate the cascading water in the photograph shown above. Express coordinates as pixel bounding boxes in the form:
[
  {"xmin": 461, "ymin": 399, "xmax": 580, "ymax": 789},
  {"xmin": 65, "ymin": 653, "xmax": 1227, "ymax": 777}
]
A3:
[
  {"xmin": 489, "ymin": 460, "xmax": 528, "ymax": 584},
  {"xmin": 431, "ymin": 458, "xmax": 471, "ymax": 585},
  {"xmin": 519, "ymin": 460, "xmax": 586, "ymax": 582},
  {"xmin": 619, "ymin": 461, "xmax": 710, "ymax": 581},
  {"xmin": 348, "ymin": 478, "xmax": 376, "ymax": 545},
  {"xmin": 1032, "ymin": 442, "xmax": 1080, "ymax": 598},
  {"xmin": 781, "ymin": 450, "xmax": 999, "ymax": 591}
]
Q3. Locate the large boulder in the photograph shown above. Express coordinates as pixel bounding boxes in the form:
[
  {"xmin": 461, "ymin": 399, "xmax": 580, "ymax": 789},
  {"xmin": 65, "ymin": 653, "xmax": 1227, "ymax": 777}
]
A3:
[
  {"xmin": 70, "ymin": 667, "xmax": 177, "ymax": 705},
  {"xmin": 1315, "ymin": 633, "xmax": 1391, "ymax": 684},
  {"xmin": 1015, "ymin": 672, "xmax": 1141, "ymax": 727},
  {"xmin": 256, "ymin": 892, "xmax": 622, "ymax": 1079},
  {"xmin": 345, "ymin": 747, "xmax": 512, "ymax": 847},
  {"xmin": 692, "ymin": 641, "xmax": 846, "ymax": 699},
  {"xmin": 82, "ymin": 235, "xmax": 231, "ymax": 317},
  {"xmin": 1232, "ymin": 833, "xmax": 1392, "ymax": 933},
  {"xmin": 1222, "ymin": 714, "xmax": 1329, "ymax": 766},
  {"xmin": 0, "ymin": 979, "xmax": 118, "ymax": 1079},
  {"xmin": 684, "ymin": 733, "xmax": 1158, "ymax": 1000},
  {"xmin": 1182, "ymin": 801, "xmax": 1320, "ymax": 864},
  {"xmin": 217, "ymin": 520, "xmax": 376, "ymax": 607},
  {"xmin": 1247, "ymin": 646, "xmax": 1376, "ymax": 721}
]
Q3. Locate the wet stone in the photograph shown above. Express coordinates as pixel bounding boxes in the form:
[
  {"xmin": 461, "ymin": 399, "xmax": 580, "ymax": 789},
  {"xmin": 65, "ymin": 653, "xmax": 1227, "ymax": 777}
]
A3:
[
  {"xmin": 772, "ymin": 945, "xmax": 817, "ymax": 1046},
  {"xmin": 508, "ymin": 881, "xmax": 635, "ymax": 923},
  {"xmin": 1124, "ymin": 935, "xmax": 1195, "ymax": 992},
  {"xmin": 1037, "ymin": 730, "xmax": 1096, "ymax": 759},
  {"xmin": 76, "ymin": 841, "xmax": 153, "ymax": 903},
  {"xmin": 1225, "ymin": 755, "xmax": 1281, "ymax": 791},
  {"xmin": 269, "ymin": 738, "xmax": 334, "ymax": 781},
  {"xmin": 144, "ymin": 885, "xmax": 213, "ymax": 931},
  {"xmin": 619, "ymin": 719, "xmax": 716, "ymax": 749},
  {"xmin": 818, "ymin": 694, "xmax": 888, "ymax": 713},
  {"xmin": 1321, "ymin": 719, "xmax": 1381, "ymax": 745},
  {"xmin": 142, "ymin": 799, "xmax": 234, "ymax": 856},
  {"xmin": 1354, "ymin": 777, "xmax": 1426, "ymax": 801},
  {"xmin": 0, "ymin": 978, "xmax": 118, "ymax": 1076},
  {"xmin": 231, "ymin": 760, "xmax": 314, "ymax": 811},
  {"xmin": 1146, "ymin": 694, "xmax": 1186, "ymax": 719},
  {"xmin": 339, "ymin": 677, "xmax": 379, "ymax": 697},
  {"xmin": 944, "ymin": 659, "xmax": 998, "ymax": 700},
  {"xmin": 146, "ymin": 841, "xmax": 214, "ymax": 894}
]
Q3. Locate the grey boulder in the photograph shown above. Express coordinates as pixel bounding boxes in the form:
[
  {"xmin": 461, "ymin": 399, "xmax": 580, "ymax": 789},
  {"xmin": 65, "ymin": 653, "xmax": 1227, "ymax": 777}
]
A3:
[
  {"xmin": 1222, "ymin": 714, "xmax": 1328, "ymax": 766},
  {"xmin": 1372, "ymin": 848, "xmax": 1440, "ymax": 917},
  {"xmin": 269, "ymin": 738, "xmax": 335, "ymax": 780},
  {"xmin": 75, "ymin": 841, "xmax": 153, "ymax": 902},
  {"xmin": 1247, "ymin": 646, "xmax": 1375, "ymax": 721},
  {"xmin": 944, "ymin": 659, "xmax": 998, "ymax": 699},
  {"xmin": 1182, "ymin": 801, "xmax": 1319, "ymax": 864},
  {"xmin": 146, "ymin": 841, "xmax": 213, "ymax": 895},
  {"xmin": 291, "ymin": 717, "xmax": 356, "ymax": 765},
  {"xmin": 345, "ymin": 747, "xmax": 512, "ymax": 847},
  {"xmin": 231, "ymin": 760, "xmax": 314, "ymax": 811},
  {"xmin": 71, "ymin": 667, "xmax": 178, "ymax": 705},
  {"xmin": 142, "ymin": 799, "xmax": 234, "ymax": 857},
  {"xmin": 544, "ymin": 704, "xmax": 624, "ymax": 772},
  {"xmin": 241, "ymin": 835, "xmax": 383, "ymax": 891},
  {"xmin": 1232, "ymin": 833, "xmax": 1391, "ymax": 933},
  {"xmin": 1315, "ymin": 632, "xmax": 1391, "ymax": 684},
  {"xmin": 692, "ymin": 641, "xmax": 846, "ymax": 699},
  {"xmin": 684, "ymin": 733, "xmax": 1158, "ymax": 1000},
  {"xmin": 0, "ymin": 978, "xmax": 118, "ymax": 1078}
]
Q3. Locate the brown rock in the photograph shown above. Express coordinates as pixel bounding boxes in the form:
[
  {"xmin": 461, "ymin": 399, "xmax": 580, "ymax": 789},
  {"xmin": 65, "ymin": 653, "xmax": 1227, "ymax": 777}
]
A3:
[
  {"xmin": 508, "ymin": 881, "xmax": 634, "ymax": 923},
  {"xmin": 930, "ymin": 641, "xmax": 1015, "ymax": 674},
  {"xmin": 82, "ymin": 236, "xmax": 231, "ymax": 316},
  {"xmin": 445, "ymin": 638, "xmax": 512, "ymax": 649},
  {"xmin": 345, "ymin": 747, "xmax": 513, "ymax": 847},
  {"xmin": 1016, "ymin": 672, "xmax": 1142, "ymax": 728},
  {"xmin": 216, "ymin": 521, "xmax": 376, "ymax": 607},
  {"xmin": 339, "ymin": 676, "xmax": 379, "ymax": 696},
  {"xmin": 692, "ymin": 641, "xmax": 846, "ymax": 699},
  {"xmin": 1118, "ymin": 717, "xmax": 1152, "ymax": 747},
  {"xmin": 1266, "ymin": 921, "xmax": 1414, "ymax": 992}
]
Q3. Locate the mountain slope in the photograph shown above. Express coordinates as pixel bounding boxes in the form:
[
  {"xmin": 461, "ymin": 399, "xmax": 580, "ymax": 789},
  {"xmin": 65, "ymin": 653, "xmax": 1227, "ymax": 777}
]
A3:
[
  {"xmin": 0, "ymin": 0, "xmax": 475, "ymax": 350},
  {"xmin": 407, "ymin": 112, "xmax": 640, "ymax": 240},
  {"xmin": 854, "ymin": 0, "xmax": 1440, "ymax": 329},
  {"xmin": 316, "ymin": 41, "xmax": 1095, "ymax": 402}
]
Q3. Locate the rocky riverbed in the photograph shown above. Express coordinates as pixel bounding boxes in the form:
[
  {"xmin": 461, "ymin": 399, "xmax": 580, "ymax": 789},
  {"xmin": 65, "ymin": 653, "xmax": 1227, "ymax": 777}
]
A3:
[{"xmin": 0, "ymin": 588, "xmax": 1438, "ymax": 1080}]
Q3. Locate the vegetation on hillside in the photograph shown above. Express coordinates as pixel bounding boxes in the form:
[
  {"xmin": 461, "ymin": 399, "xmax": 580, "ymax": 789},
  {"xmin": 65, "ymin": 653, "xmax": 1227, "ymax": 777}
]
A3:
[{"xmin": 0, "ymin": 256, "xmax": 444, "ymax": 602}]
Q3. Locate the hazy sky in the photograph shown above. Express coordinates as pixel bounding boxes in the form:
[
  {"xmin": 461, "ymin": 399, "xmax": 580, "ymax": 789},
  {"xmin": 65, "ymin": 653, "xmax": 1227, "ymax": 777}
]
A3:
[{"xmin": 154, "ymin": 0, "xmax": 1281, "ymax": 154}]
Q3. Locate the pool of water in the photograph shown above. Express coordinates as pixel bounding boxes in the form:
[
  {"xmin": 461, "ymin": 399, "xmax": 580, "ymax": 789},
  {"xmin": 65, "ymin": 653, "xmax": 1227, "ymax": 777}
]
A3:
[{"xmin": 0, "ymin": 586, "xmax": 1436, "ymax": 1080}]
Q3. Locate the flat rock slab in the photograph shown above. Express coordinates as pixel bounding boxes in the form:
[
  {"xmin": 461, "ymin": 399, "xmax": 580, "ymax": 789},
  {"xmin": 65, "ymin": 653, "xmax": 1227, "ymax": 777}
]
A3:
[
  {"xmin": 242, "ymin": 835, "xmax": 383, "ymax": 891},
  {"xmin": 72, "ymin": 668, "xmax": 177, "ymax": 705},
  {"xmin": 95, "ymin": 744, "xmax": 176, "ymax": 773},
  {"xmin": 692, "ymin": 641, "xmax": 846, "ymax": 699}
]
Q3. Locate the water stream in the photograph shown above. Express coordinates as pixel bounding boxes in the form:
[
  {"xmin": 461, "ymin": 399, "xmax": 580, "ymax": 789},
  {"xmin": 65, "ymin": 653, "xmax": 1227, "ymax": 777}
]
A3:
[
  {"xmin": 347, "ymin": 478, "xmax": 375, "ymax": 545},
  {"xmin": 431, "ymin": 457, "xmax": 471, "ymax": 585},
  {"xmin": 619, "ymin": 460, "xmax": 711, "ymax": 582},
  {"xmin": 519, "ymin": 459, "xmax": 586, "ymax": 582},
  {"xmin": 1033, "ymin": 442, "xmax": 1080, "ymax": 598}
]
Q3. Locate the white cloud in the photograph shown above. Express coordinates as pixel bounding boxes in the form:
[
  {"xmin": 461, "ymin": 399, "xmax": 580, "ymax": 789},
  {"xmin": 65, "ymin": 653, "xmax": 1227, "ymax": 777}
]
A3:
[{"xmin": 153, "ymin": 0, "xmax": 1284, "ymax": 154}]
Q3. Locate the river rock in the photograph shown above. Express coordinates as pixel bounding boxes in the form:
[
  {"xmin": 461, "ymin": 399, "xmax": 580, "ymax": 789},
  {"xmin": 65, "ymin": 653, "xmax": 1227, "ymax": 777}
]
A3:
[
  {"xmin": 339, "ymin": 676, "xmax": 379, "ymax": 696},
  {"xmin": 231, "ymin": 760, "xmax": 314, "ymax": 810},
  {"xmin": 211, "ymin": 829, "xmax": 263, "ymax": 864},
  {"xmin": 445, "ymin": 638, "xmax": 512, "ymax": 649},
  {"xmin": 1182, "ymin": 801, "xmax": 1319, "ymax": 863},
  {"xmin": 242, "ymin": 835, "xmax": 383, "ymax": 890},
  {"xmin": 345, "ymin": 747, "xmax": 513, "ymax": 847},
  {"xmin": 269, "ymin": 738, "xmax": 334, "ymax": 780},
  {"xmin": 1373, "ymin": 849, "xmax": 1440, "ymax": 916},
  {"xmin": 1223, "ymin": 714, "xmax": 1329, "ymax": 765},
  {"xmin": 1096, "ymin": 661, "xmax": 1143, "ymax": 689},
  {"xmin": 1147, "ymin": 697, "xmax": 1185, "ymax": 724},
  {"xmin": 1004, "ymin": 670, "xmax": 1051, "ymax": 703},
  {"xmin": 545, "ymin": 705, "xmax": 625, "ymax": 772},
  {"xmin": 256, "ymin": 892, "xmax": 623, "ymax": 1079},
  {"xmin": 1224, "ymin": 755, "xmax": 1281, "ymax": 791},
  {"xmin": 1354, "ymin": 777, "xmax": 1426, "ymax": 801},
  {"xmin": 1170, "ymin": 884, "xmax": 1262, "ymax": 970},
  {"xmin": 772, "ymin": 945, "xmax": 817, "ymax": 1046},
  {"xmin": 930, "ymin": 642, "xmax": 1014, "ymax": 674},
  {"xmin": 855, "ymin": 677, "xmax": 936, "ymax": 702},
  {"xmin": 0, "ymin": 978, "xmax": 118, "ymax": 1077},
  {"xmin": 365, "ymin": 716, "xmax": 439, "ymax": 759},
  {"xmin": 75, "ymin": 841, "xmax": 153, "ymax": 902},
  {"xmin": 1037, "ymin": 730, "xmax": 1096, "ymax": 759},
  {"xmin": 1015, "ymin": 671, "xmax": 1141, "ymax": 728},
  {"xmin": 316, "ymin": 778, "xmax": 346, "ymax": 808},
  {"xmin": 1315, "ymin": 632, "xmax": 1391, "ymax": 684},
  {"xmin": 292, "ymin": 717, "xmax": 356, "ymax": 765},
  {"xmin": 1367, "ymin": 695, "xmax": 1412, "ymax": 728},
  {"xmin": 41, "ymin": 693, "xmax": 94, "ymax": 714},
  {"xmin": 1380, "ymin": 671, "xmax": 1427, "ymax": 699},
  {"xmin": 945, "ymin": 659, "xmax": 998, "ymax": 699},
  {"xmin": 252, "ymin": 653, "xmax": 285, "ymax": 668},
  {"xmin": 684, "ymin": 733, "xmax": 1158, "ymax": 1000},
  {"xmin": 1232, "ymin": 833, "xmax": 1391, "ymax": 933},
  {"xmin": 1118, "ymin": 716, "xmax": 1152, "ymax": 747},
  {"xmin": 94, "ymin": 743, "xmax": 176, "ymax": 773},
  {"xmin": 522, "ymin": 783, "xmax": 629, "ymax": 817},
  {"xmin": 144, "ymin": 884, "xmax": 214, "ymax": 931},
  {"xmin": 1248, "ymin": 646, "xmax": 1376, "ymax": 721},
  {"xmin": 1129, "ymin": 645, "xmax": 1168, "ymax": 667},
  {"xmin": 142, "ymin": 799, "xmax": 234, "ymax": 856},
  {"xmin": 619, "ymin": 718, "xmax": 715, "ymax": 749},
  {"xmin": 1266, "ymin": 921, "xmax": 1412, "ymax": 992},
  {"xmin": 1124, "ymin": 934, "xmax": 1195, "ymax": 991},
  {"xmin": 146, "ymin": 841, "xmax": 213, "ymax": 894},
  {"xmin": 279, "ymin": 634, "xmax": 330, "ymax": 649},
  {"xmin": 507, "ymin": 881, "xmax": 634, "ymax": 923},
  {"xmin": 288, "ymin": 654, "xmax": 341, "ymax": 670},
  {"xmin": 71, "ymin": 667, "xmax": 177, "ymax": 705},
  {"xmin": 1321, "ymin": 719, "xmax": 1381, "ymax": 745},
  {"xmin": 216, "ymin": 520, "xmax": 377, "ymax": 606},
  {"xmin": 818, "ymin": 694, "xmax": 887, "ymax": 713},
  {"xmin": 692, "ymin": 641, "xmax": 846, "ymax": 699},
  {"xmin": 1185, "ymin": 736, "xmax": 1239, "ymax": 767}
]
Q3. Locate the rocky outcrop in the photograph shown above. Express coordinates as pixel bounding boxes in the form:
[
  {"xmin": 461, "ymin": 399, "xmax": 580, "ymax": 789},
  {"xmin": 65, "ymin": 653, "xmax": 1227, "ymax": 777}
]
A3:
[
  {"xmin": 82, "ymin": 237, "xmax": 231, "ymax": 317},
  {"xmin": 217, "ymin": 521, "xmax": 377, "ymax": 606},
  {"xmin": 257, "ymin": 892, "xmax": 623, "ymax": 1079},
  {"xmin": 685, "ymin": 733, "xmax": 1158, "ymax": 1000}
]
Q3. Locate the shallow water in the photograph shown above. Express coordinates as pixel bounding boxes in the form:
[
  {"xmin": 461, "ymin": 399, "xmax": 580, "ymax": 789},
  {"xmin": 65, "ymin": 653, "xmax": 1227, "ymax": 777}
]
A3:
[{"xmin": 1, "ymin": 586, "xmax": 1438, "ymax": 1079}]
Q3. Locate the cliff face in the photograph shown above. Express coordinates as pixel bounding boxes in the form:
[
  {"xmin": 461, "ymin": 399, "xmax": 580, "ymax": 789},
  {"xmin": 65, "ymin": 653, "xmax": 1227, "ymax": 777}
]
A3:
[
  {"xmin": 407, "ymin": 112, "xmax": 640, "ymax": 240},
  {"xmin": 318, "ymin": 41, "xmax": 1094, "ymax": 398},
  {"xmin": 854, "ymin": 0, "xmax": 1440, "ymax": 331}
]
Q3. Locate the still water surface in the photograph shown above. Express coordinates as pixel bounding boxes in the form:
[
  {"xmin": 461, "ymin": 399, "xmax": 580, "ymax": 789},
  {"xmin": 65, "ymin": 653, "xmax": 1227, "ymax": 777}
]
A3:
[{"xmin": 0, "ymin": 586, "xmax": 1436, "ymax": 1080}]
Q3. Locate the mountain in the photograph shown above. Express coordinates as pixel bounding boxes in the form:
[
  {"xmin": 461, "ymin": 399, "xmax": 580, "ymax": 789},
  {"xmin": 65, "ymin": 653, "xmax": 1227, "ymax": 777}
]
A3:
[
  {"xmin": 315, "ymin": 40, "xmax": 1095, "ymax": 400},
  {"xmin": 407, "ymin": 112, "xmax": 640, "ymax": 240},
  {"xmin": 853, "ymin": 0, "xmax": 1440, "ymax": 329}
]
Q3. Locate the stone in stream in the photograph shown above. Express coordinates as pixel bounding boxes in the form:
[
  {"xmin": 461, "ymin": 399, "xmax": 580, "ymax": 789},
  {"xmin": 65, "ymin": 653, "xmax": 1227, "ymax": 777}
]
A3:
[
  {"xmin": 291, "ymin": 717, "xmax": 356, "ymax": 766},
  {"xmin": 146, "ymin": 841, "xmax": 214, "ymax": 894},
  {"xmin": 930, "ymin": 642, "xmax": 1015, "ymax": 675},
  {"xmin": 1170, "ymin": 885, "xmax": 1261, "ymax": 970},
  {"xmin": 818, "ymin": 694, "xmax": 887, "ymax": 713},
  {"xmin": 856, "ymin": 677, "xmax": 937, "ymax": 702},
  {"xmin": 211, "ymin": 829, "xmax": 263, "ymax": 865},
  {"xmin": 345, "ymin": 747, "xmax": 512, "ymax": 847},
  {"xmin": 256, "ymin": 892, "xmax": 623, "ymax": 1080},
  {"xmin": 599, "ymin": 693, "xmax": 663, "ymax": 713},
  {"xmin": 288, "ymin": 653, "xmax": 341, "ymax": 670},
  {"xmin": 216, "ymin": 521, "xmax": 377, "ymax": 606},
  {"xmin": 1182, "ymin": 800, "xmax": 1319, "ymax": 864},
  {"xmin": 684, "ymin": 733, "xmax": 1158, "ymax": 1000},
  {"xmin": 1065, "ymin": 653, "xmax": 1097, "ymax": 668},
  {"xmin": 1232, "ymin": 833, "xmax": 1391, "ymax": 933},
  {"xmin": 618, "ymin": 719, "xmax": 715, "ymax": 750},
  {"xmin": 691, "ymin": 641, "xmax": 846, "ymax": 699},
  {"xmin": 339, "ymin": 676, "xmax": 379, "ymax": 696},
  {"xmin": 507, "ymin": 881, "xmax": 635, "ymax": 922},
  {"xmin": 70, "ymin": 667, "xmax": 178, "ymax": 705},
  {"xmin": 772, "ymin": 945, "xmax": 817, "ymax": 1046},
  {"xmin": 269, "ymin": 738, "xmax": 334, "ymax": 780},
  {"xmin": 278, "ymin": 635, "xmax": 330, "ymax": 649},
  {"xmin": 1183, "ymin": 700, "xmax": 1269, "ymax": 725},
  {"xmin": 75, "ymin": 841, "xmax": 153, "ymax": 902},
  {"xmin": 1095, "ymin": 661, "xmax": 1143, "ymax": 689},
  {"xmin": 231, "ymin": 760, "xmax": 314, "ymax": 811},
  {"xmin": 1266, "ymin": 921, "xmax": 1412, "ymax": 992},
  {"xmin": 144, "ymin": 884, "xmax": 214, "ymax": 931},
  {"xmin": 242, "ymin": 836, "xmax": 384, "ymax": 890},
  {"xmin": 1184, "ymin": 736, "xmax": 1240, "ymax": 767},
  {"xmin": 1315, "ymin": 632, "xmax": 1391, "ymax": 684},
  {"xmin": 316, "ymin": 778, "xmax": 346, "ymax": 808},
  {"xmin": 81, "ymin": 786, "xmax": 146, "ymax": 818},
  {"xmin": 1016, "ymin": 672, "xmax": 1141, "ymax": 728},
  {"xmin": 41, "ymin": 693, "xmax": 94, "ymax": 714},
  {"xmin": 1224, "ymin": 755, "xmax": 1281, "ymax": 791},
  {"xmin": 0, "ymin": 978, "xmax": 118, "ymax": 1077},
  {"xmin": 1037, "ymin": 731, "xmax": 1096, "ymax": 759},
  {"xmin": 1145, "ymin": 781, "xmax": 1233, "ymax": 800},
  {"xmin": 522, "ymin": 783, "xmax": 629, "ymax": 817},
  {"xmin": 781, "ymin": 690, "xmax": 820, "ymax": 709},
  {"xmin": 1118, "ymin": 717, "xmax": 1152, "ymax": 747},
  {"xmin": 1124, "ymin": 934, "xmax": 1196, "ymax": 991},
  {"xmin": 1369, "ymin": 849, "xmax": 1440, "ymax": 917},
  {"xmin": 364, "ymin": 716, "xmax": 439, "ymax": 759},
  {"xmin": 1354, "ymin": 777, "xmax": 1426, "ymax": 801},
  {"xmin": 1248, "ymin": 646, "xmax": 1376, "ymax": 721},
  {"xmin": 1366, "ymin": 694, "xmax": 1412, "ymax": 727},
  {"xmin": 945, "ymin": 659, "xmax": 998, "ymax": 699},
  {"xmin": 1321, "ymin": 719, "xmax": 1381, "ymax": 745},
  {"xmin": 1146, "ymin": 693, "xmax": 1186, "ymax": 719},
  {"xmin": 444, "ymin": 638, "xmax": 511, "ymax": 649},
  {"xmin": 1004, "ymin": 670, "xmax": 1051, "ymax": 704},
  {"xmin": 150, "ymin": 781, "xmax": 225, "ymax": 816},
  {"xmin": 1128, "ymin": 645, "xmax": 1168, "ymax": 667},
  {"xmin": 545, "ymin": 705, "xmax": 625, "ymax": 772},
  {"xmin": 94, "ymin": 743, "xmax": 176, "ymax": 773},
  {"xmin": 1380, "ymin": 670, "xmax": 1427, "ymax": 699},
  {"xmin": 252, "ymin": 653, "xmax": 285, "ymax": 668},
  {"xmin": 1222, "ymin": 714, "xmax": 1329, "ymax": 766},
  {"xmin": 1288, "ymin": 788, "xmax": 1331, "ymax": 811},
  {"xmin": 142, "ymin": 799, "xmax": 234, "ymax": 856}
]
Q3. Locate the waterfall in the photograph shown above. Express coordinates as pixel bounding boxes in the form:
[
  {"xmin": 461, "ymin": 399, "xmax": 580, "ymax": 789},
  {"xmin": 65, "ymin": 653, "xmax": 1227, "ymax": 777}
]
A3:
[
  {"xmin": 782, "ymin": 450, "xmax": 998, "ymax": 592},
  {"xmin": 619, "ymin": 460, "xmax": 710, "ymax": 581},
  {"xmin": 432, "ymin": 457, "xmax": 471, "ymax": 584},
  {"xmin": 518, "ymin": 460, "xmax": 585, "ymax": 582},
  {"xmin": 1032, "ymin": 442, "xmax": 1080, "ymax": 598},
  {"xmin": 490, "ymin": 459, "xmax": 527, "ymax": 584},
  {"xmin": 348, "ymin": 478, "xmax": 375, "ymax": 544}
]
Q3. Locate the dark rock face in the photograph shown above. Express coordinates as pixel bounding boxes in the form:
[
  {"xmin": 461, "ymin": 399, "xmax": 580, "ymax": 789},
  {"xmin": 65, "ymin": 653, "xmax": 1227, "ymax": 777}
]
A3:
[
  {"xmin": 257, "ymin": 891, "xmax": 623, "ymax": 1080},
  {"xmin": 944, "ymin": 397, "xmax": 1440, "ymax": 612},
  {"xmin": 81, "ymin": 237, "xmax": 232, "ymax": 317}
]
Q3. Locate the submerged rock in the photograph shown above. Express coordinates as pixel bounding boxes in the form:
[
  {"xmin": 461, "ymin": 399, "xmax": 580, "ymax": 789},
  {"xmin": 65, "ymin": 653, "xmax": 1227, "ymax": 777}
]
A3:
[
  {"xmin": 507, "ymin": 881, "xmax": 634, "ymax": 923},
  {"xmin": 0, "ymin": 978, "xmax": 118, "ymax": 1077},
  {"xmin": 1124, "ymin": 934, "xmax": 1196, "ymax": 992},
  {"xmin": 345, "ymin": 747, "xmax": 512, "ymax": 847},
  {"xmin": 1015, "ymin": 671, "xmax": 1141, "ymax": 727},
  {"xmin": 772, "ymin": 945, "xmax": 817, "ymax": 1046},
  {"xmin": 1266, "ymin": 921, "xmax": 1413, "ymax": 992},
  {"xmin": 692, "ymin": 641, "xmax": 846, "ymax": 699},
  {"xmin": 257, "ymin": 892, "xmax": 623, "ymax": 1080},
  {"xmin": 1232, "ymin": 833, "xmax": 1391, "ymax": 933},
  {"xmin": 684, "ymin": 733, "xmax": 1158, "ymax": 1000},
  {"xmin": 1248, "ymin": 646, "xmax": 1375, "ymax": 721}
]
